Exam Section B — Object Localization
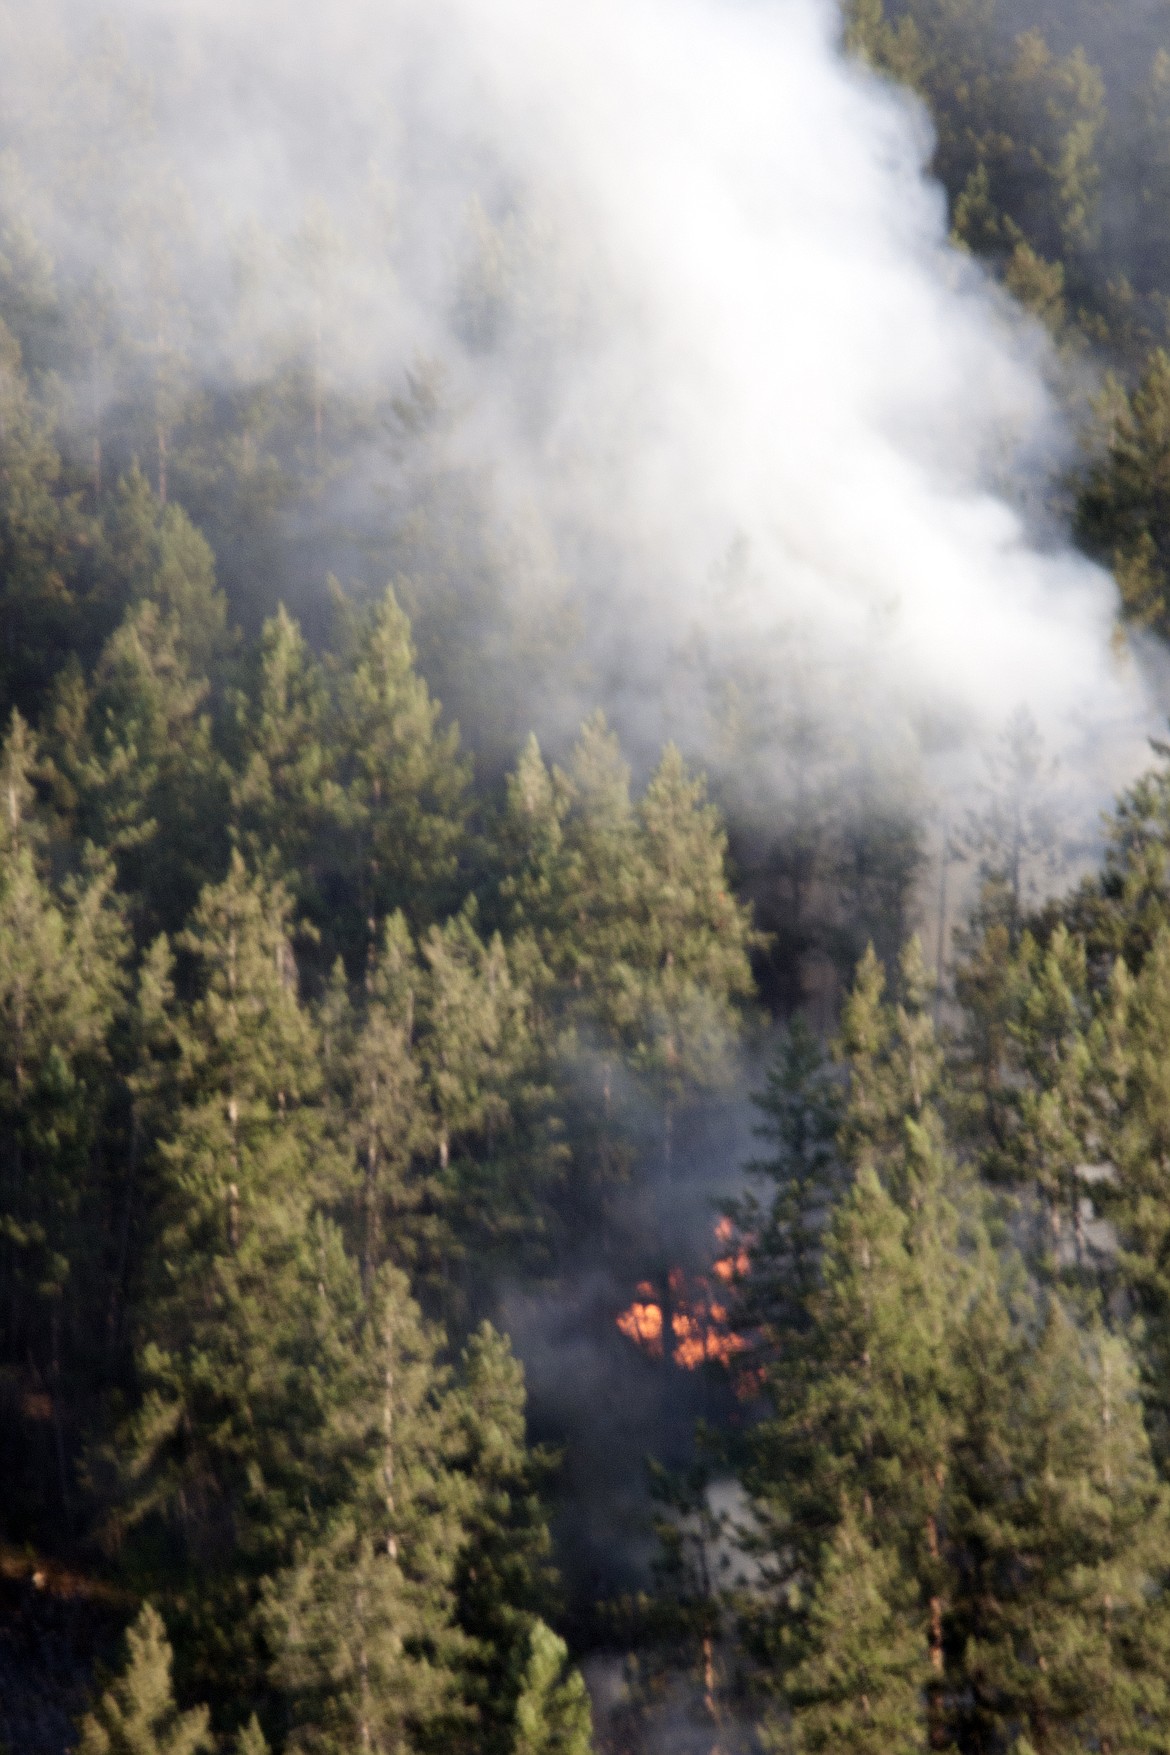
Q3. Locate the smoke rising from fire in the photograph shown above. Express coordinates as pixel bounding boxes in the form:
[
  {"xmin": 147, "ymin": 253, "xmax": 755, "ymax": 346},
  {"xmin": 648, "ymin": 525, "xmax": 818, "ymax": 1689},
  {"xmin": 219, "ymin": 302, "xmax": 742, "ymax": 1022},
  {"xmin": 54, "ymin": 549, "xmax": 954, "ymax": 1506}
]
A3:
[{"xmin": 0, "ymin": 0, "xmax": 1157, "ymax": 815}]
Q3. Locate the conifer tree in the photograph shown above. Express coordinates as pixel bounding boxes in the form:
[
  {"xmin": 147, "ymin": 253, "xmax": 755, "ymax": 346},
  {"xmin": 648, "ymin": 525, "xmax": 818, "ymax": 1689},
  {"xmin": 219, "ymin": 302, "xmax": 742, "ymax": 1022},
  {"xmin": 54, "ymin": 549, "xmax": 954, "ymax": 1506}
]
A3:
[
  {"xmin": 1079, "ymin": 348, "xmax": 1170, "ymax": 638},
  {"xmin": 498, "ymin": 719, "xmax": 756, "ymax": 1190},
  {"xmin": 229, "ymin": 604, "xmax": 337, "ymax": 920},
  {"xmin": 321, "ymin": 914, "xmax": 432, "ymax": 1285},
  {"xmin": 323, "ymin": 903, "xmax": 552, "ymax": 1292},
  {"xmin": 511, "ymin": 1621, "xmax": 593, "ymax": 1755},
  {"xmin": 634, "ymin": 743, "xmax": 757, "ymax": 1101},
  {"xmin": 947, "ymin": 1294, "xmax": 1170, "ymax": 1754},
  {"xmin": 1087, "ymin": 926, "xmax": 1170, "ymax": 1454},
  {"xmin": 846, "ymin": 0, "xmax": 1105, "ymax": 273},
  {"xmin": 759, "ymin": 1156, "xmax": 961, "ymax": 1551},
  {"xmin": 547, "ymin": 720, "xmax": 759, "ymax": 1090},
  {"xmin": 92, "ymin": 468, "xmax": 229, "ymax": 675},
  {"xmin": 47, "ymin": 599, "xmax": 230, "ymax": 934},
  {"xmin": 0, "ymin": 317, "xmax": 89, "ymax": 717},
  {"xmin": 778, "ymin": 1504, "xmax": 928, "ymax": 1755},
  {"xmin": 1063, "ymin": 741, "xmax": 1170, "ymax": 970},
  {"xmin": 233, "ymin": 1716, "xmax": 270, "ymax": 1755},
  {"xmin": 497, "ymin": 732, "xmax": 572, "ymax": 983},
  {"xmin": 450, "ymin": 1323, "xmax": 560, "ymax": 1755},
  {"xmin": 951, "ymin": 912, "xmax": 1100, "ymax": 1257},
  {"xmin": 332, "ymin": 585, "xmax": 470, "ymax": 952},
  {"xmin": 746, "ymin": 948, "xmax": 967, "ymax": 1707},
  {"xmin": 835, "ymin": 938, "xmax": 942, "ymax": 1189},
  {"xmin": 264, "ymin": 1265, "xmax": 467, "ymax": 1755},
  {"xmin": 110, "ymin": 855, "xmax": 351, "ymax": 1706},
  {"xmin": 845, "ymin": 0, "xmax": 924, "ymax": 89},
  {"xmin": 742, "ymin": 935, "xmax": 1170, "ymax": 1753},
  {"xmin": 950, "ymin": 900, "xmax": 1030, "ymax": 1178},
  {"xmin": 76, "ymin": 1603, "xmax": 212, "ymax": 1755},
  {"xmin": 417, "ymin": 906, "xmax": 552, "ymax": 1274},
  {"xmin": 1005, "ymin": 924, "xmax": 1094, "ymax": 1261},
  {"xmin": 728, "ymin": 1018, "xmax": 841, "ymax": 1342},
  {"xmin": 0, "ymin": 711, "xmax": 126, "ymax": 1517}
]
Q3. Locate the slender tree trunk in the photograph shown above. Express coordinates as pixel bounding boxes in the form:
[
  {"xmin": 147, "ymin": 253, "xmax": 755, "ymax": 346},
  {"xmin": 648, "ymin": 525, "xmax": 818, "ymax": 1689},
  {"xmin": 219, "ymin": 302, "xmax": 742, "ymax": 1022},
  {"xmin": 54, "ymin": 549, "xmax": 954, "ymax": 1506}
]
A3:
[
  {"xmin": 926, "ymin": 1512, "xmax": 943, "ymax": 1672},
  {"xmin": 933, "ymin": 819, "xmax": 950, "ymax": 1025},
  {"xmin": 107, "ymin": 1111, "xmax": 140, "ymax": 1362},
  {"xmin": 357, "ymin": 1584, "xmax": 372, "ymax": 1753},
  {"xmin": 92, "ymin": 345, "xmax": 102, "ymax": 500},
  {"xmin": 228, "ymin": 1096, "xmax": 240, "ymax": 1250},
  {"xmin": 925, "ymin": 1496, "xmax": 946, "ymax": 1747},
  {"xmin": 363, "ymin": 1117, "xmax": 379, "ymax": 1291},
  {"xmin": 384, "ymin": 1311, "xmax": 397, "ymax": 1560},
  {"xmin": 313, "ymin": 306, "xmax": 324, "ymax": 468},
  {"xmin": 50, "ymin": 1308, "xmax": 72, "ymax": 1530},
  {"xmin": 156, "ymin": 318, "xmax": 169, "ymax": 503}
]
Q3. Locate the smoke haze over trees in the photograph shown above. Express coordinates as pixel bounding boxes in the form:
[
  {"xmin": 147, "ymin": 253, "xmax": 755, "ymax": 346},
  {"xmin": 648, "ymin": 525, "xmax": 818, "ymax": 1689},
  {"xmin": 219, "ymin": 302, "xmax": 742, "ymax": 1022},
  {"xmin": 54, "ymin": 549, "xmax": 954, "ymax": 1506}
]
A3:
[{"xmin": 4, "ymin": 0, "xmax": 1170, "ymax": 1752}]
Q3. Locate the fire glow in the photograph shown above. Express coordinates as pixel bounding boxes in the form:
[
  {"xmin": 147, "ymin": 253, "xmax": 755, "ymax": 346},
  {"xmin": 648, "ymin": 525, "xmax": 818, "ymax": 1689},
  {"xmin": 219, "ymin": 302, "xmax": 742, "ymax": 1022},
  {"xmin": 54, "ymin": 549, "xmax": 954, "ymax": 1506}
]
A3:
[{"xmin": 616, "ymin": 1220, "xmax": 751, "ymax": 1372}]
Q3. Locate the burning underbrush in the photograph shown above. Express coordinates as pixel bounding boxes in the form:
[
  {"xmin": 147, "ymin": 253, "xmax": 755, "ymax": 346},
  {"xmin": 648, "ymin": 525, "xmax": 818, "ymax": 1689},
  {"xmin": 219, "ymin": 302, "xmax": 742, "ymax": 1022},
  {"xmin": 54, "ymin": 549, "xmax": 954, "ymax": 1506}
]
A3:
[{"xmin": 615, "ymin": 1220, "xmax": 761, "ymax": 1395}]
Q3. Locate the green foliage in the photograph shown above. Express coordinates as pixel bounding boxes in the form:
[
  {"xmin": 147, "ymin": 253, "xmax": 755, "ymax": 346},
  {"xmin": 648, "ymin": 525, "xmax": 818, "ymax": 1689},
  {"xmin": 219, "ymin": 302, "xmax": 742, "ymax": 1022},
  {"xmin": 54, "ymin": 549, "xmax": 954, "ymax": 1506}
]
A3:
[
  {"xmin": 1079, "ymin": 350, "xmax": 1170, "ymax": 637},
  {"xmin": 1084, "ymin": 928, "xmax": 1170, "ymax": 1461},
  {"xmin": 450, "ymin": 1324, "xmax": 561, "ymax": 1755},
  {"xmin": 728, "ymin": 1019, "xmax": 842, "ymax": 1335},
  {"xmin": 321, "ymin": 902, "xmax": 557, "ymax": 1298},
  {"xmin": 329, "ymin": 585, "xmax": 471, "ymax": 946},
  {"xmin": 774, "ymin": 1504, "xmax": 928, "ymax": 1755},
  {"xmin": 229, "ymin": 604, "xmax": 336, "ymax": 908},
  {"xmin": 848, "ymin": 0, "xmax": 1106, "ymax": 268},
  {"xmin": 0, "ymin": 317, "xmax": 91, "ymax": 719},
  {"xmin": 106, "ymin": 856, "xmax": 351, "ymax": 1703},
  {"xmin": 233, "ymin": 1718, "xmax": 270, "ymax": 1755},
  {"xmin": 511, "ymin": 1621, "xmax": 593, "ymax": 1755},
  {"xmin": 229, "ymin": 588, "xmax": 470, "ymax": 970},
  {"xmin": 76, "ymin": 1603, "xmax": 212, "ymax": 1755},
  {"xmin": 45, "ymin": 599, "xmax": 230, "ymax": 933},
  {"xmin": 497, "ymin": 719, "xmax": 758, "ymax": 1211},
  {"xmin": 947, "ymin": 1296, "xmax": 1170, "ymax": 1753},
  {"xmin": 741, "ymin": 930, "xmax": 1170, "ymax": 1753},
  {"xmin": 500, "ymin": 719, "xmax": 757, "ymax": 1089},
  {"xmin": 0, "ymin": 710, "xmax": 127, "ymax": 1503},
  {"xmin": 836, "ymin": 938, "xmax": 942, "ymax": 1187},
  {"xmin": 744, "ymin": 955, "xmax": 968, "ymax": 1728},
  {"xmin": 92, "ymin": 468, "xmax": 229, "ymax": 676},
  {"xmin": 264, "ymin": 1267, "xmax": 467, "ymax": 1755}
]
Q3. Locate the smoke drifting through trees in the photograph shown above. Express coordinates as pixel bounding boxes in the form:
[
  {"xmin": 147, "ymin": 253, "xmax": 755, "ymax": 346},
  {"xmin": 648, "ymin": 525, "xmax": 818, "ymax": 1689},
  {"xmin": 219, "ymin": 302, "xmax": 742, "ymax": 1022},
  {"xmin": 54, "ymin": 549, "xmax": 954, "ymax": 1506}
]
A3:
[{"xmin": 0, "ymin": 0, "xmax": 1152, "ymax": 809}]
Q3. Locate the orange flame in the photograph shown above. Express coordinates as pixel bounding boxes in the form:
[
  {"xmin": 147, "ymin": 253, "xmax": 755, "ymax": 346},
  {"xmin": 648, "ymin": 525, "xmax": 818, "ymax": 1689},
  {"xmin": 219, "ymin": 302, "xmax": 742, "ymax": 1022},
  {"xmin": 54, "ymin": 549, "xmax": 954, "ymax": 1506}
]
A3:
[
  {"xmin": 616, "ymin": 1281, "xmax": 664, "ymax": 1358},
  {"xmin": 712, "ymin": 1215, "xmax": 752, "ymax": 1283},
  {"xmin": 615, "ymin": 1224, "xmax": 755, "ymax": 1375},
  {"xmin": 671, "ymin": 1303, "xmax": 748, "ymax": 1369}
]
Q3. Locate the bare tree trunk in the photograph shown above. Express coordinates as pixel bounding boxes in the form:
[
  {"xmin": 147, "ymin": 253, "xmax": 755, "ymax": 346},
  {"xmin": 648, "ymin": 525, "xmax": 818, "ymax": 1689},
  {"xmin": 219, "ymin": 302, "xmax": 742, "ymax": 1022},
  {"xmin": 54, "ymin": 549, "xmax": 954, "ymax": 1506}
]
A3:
[
  {"xmin": 313, "ymin": 306, "xmax": 324, "ymax": 468},
  {"xmin": 50, "ymin": 1308, "xmax": 72, "ymax": 1531},
  {"xmin": 357, "ymin": 1585, "xmax": 372, "ymax": 1754},
  {"xmin": 384, "ymin": 1311, "xmax": 398, "ymax": 1560},
  {"xmin": 92, "ymin": 345, "xmax": 102, "ymax": 500}
]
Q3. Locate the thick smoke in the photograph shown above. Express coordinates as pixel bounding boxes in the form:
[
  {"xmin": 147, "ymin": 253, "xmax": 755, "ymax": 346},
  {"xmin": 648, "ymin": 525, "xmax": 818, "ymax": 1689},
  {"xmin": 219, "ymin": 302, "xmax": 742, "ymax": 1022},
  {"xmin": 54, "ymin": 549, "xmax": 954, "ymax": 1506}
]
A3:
[{"xmin": 0, "ymin": 0, "xmax": 1156, "ymax": 815}]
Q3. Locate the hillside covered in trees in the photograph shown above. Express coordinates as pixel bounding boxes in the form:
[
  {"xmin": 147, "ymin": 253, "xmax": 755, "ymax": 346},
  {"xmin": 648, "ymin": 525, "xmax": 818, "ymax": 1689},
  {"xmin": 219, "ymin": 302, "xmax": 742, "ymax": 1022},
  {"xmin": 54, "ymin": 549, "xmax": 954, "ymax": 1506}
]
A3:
[{"xmin": 6, "ymin": 1, "xmax": 1170, "ymax": 1753}]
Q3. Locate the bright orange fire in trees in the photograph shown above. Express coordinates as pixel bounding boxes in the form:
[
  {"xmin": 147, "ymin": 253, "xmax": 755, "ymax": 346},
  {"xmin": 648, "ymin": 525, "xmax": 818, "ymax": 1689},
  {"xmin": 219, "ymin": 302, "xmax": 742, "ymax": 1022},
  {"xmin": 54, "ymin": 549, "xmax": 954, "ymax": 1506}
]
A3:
[
  {"xmin": 615, "ymin": 1222, "xmax": 754, "ymax": 1379},
  {"xmin": 615, "ymin": 1282, "xmax": 664, "ymax": 1359},
  {"xmin": 711, "ymin": 1215, "xmax": 750, "ymax": 1284}
]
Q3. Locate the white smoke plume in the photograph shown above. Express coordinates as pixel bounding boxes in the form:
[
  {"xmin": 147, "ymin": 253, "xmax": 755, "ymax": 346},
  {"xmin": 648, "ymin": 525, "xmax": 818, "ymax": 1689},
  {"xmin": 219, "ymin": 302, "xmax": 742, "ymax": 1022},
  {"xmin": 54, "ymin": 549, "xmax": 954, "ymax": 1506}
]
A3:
[{"xmin": 0, "ymin": 0, "xmax": 1156, "ymax": 813}]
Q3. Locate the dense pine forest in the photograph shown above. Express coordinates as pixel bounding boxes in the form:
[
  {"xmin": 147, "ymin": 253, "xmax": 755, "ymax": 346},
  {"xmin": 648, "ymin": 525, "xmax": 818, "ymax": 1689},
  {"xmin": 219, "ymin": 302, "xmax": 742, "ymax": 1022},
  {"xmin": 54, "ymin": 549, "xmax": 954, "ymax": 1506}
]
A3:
[{"xmin": 6, "ymin": 0, "xmax": 1170, "ymax": 1752}]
